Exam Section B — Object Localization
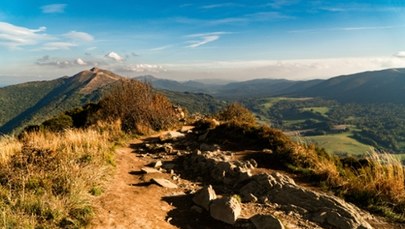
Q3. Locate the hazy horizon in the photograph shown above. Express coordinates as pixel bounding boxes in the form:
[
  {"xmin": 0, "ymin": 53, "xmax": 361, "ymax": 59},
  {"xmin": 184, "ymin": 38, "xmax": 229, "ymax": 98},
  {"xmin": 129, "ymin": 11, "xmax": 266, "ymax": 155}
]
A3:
[{"xmin": 1, "ymin": 1, "xmax": 405, "ymax": 84}]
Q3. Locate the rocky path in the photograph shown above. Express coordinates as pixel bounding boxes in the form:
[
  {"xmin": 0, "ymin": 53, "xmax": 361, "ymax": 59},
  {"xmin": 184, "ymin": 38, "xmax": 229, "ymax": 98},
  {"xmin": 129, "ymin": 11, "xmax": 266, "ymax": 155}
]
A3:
[
  {"xmin": 89, "ymin": 130, "xmax": 401, "ymax": 229},
  {"xmin": 90, "ymin": 138, "xmax": 177, "ymax": 229}
]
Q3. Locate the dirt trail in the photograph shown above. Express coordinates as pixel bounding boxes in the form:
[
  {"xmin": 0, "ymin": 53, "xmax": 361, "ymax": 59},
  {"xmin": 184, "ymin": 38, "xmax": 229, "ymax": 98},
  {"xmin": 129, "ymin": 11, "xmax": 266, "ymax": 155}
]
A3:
[
  {"xmin": 90, "ymin": 139, "xmax": 177, "ymax": 229},
  {"xmin": 89, "ymin": 132, "xmax": 401, "ymax": 229}
]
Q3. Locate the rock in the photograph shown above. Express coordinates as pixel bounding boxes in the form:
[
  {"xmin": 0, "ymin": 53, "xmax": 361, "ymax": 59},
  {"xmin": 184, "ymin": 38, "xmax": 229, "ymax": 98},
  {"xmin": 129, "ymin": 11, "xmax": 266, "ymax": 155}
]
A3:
[
  {"xmin": 180, "ymin": 126, "xmax": 194, "ymax": 133},
  {"xmin": 192, "ymin": 185, "xmax": 217, "ymax": 211},
  {"xmin": 152, "ymin": 178, "xmax": 178, "ymax": 189},
  {"xmin": 262, "ymin": 149, "xmax": 273, "ymax": 153},
  {"xmin": 240, "ymin": 173, "xmax": 373, "ymax": 229},
  {"xmin": 182, "ymin": 150, "xmax": 373, "ymax": 229},
  {"xmin": 159, "ymin": 131, "xmax": 185, "ymax": 141},
  {"xmin": 191, "ymin": 205, "xmax": 204, "ymax": 214},
  {"xmin": 210, "ymin": 196, "xmax": 241, "ymax": 225},
  {"xmin": 198, "ymin": 131, "xmax": 209, "ymax": 141},
  {"xmin": 200, "ymin": 143, "xmax": 220, "ymax": 152},
  {"xmin": 250, "ymin": 214, "xmax": 285, "ymax": 229},
  {"xmin": 141, "ymin": 167, "xmax": 161, "ymax": 174},
  {"xmin": 162, "ymin": 163, "xmax": 176, "ymax": 170},
  {"xmin": 154, "ymin": 160, "xmax": 163, "ymax": 168},
  {"xmin": 163, "ymin": 144, "xmax": 174, "ymax": 153},
  {"xmin": 243, "ymin": 193, "xmax": 258, "ymax": 203}
]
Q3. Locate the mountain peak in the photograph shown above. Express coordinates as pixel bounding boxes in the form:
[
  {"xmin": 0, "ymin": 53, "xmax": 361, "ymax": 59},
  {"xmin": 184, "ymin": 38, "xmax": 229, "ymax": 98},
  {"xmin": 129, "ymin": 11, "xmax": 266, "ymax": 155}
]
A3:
[{"xmin": 76, "ymin": 68, "xmax": 123, "ymax": 94}]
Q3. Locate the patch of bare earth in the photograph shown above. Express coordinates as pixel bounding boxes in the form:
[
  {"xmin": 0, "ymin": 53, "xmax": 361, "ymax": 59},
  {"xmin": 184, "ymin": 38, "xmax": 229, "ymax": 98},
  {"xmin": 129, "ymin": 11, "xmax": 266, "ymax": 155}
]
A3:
[{"xmin": 90, "ymin": 141, "xmax": 177, "ymax": 229}]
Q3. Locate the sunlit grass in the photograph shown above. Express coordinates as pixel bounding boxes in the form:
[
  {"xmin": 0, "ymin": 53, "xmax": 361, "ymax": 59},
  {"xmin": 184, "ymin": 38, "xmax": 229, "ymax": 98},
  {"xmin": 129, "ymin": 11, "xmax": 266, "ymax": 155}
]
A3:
[{"xmin": 0, "ymin": 121, "xmax": 122, "ymax": 228}]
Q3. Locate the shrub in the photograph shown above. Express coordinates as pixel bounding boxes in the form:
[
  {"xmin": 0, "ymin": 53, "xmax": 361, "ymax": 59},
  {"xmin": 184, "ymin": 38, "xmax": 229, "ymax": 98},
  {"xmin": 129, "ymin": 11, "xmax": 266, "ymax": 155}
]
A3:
[
  {"xmin": 99, "ymin": 79, "xmax": 178, "ymax": 134},
  {"xmin": 42, "ymin": 114, "xmax": 73, "ymax": 132},
  {"xmin": 216, "ymin": 103, "xmax": 256, "ymax": 124}
]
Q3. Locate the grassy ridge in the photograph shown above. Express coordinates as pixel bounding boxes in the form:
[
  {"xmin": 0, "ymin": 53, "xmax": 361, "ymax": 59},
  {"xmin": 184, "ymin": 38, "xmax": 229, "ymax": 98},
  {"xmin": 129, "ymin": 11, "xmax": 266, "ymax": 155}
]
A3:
[{"xmin": 0, "ymin": 122, "xmax": 122, "ymax": 228}]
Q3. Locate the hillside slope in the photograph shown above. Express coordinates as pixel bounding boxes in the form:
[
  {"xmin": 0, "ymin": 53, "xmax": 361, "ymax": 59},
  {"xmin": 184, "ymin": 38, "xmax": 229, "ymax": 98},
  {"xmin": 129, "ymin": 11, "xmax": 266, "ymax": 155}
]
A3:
[
  {"xmin": 0, "ymin": 67, "xmax": 122, "ymax": 134},
  {"xmin": 0, "ymin": 68, "xmax": 223, "ymax": 134},
  {"xmin": 295, "ymin": 68, "xmax": 405, "ymax": 103}
]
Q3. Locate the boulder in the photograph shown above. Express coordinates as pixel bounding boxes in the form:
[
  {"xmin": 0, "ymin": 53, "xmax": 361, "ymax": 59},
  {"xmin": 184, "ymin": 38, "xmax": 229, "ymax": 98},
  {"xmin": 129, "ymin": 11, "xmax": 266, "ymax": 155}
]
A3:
[
  {"xmin": 250, "ymin": 214, "xmax": 285, "ymax": 229},
  {"xmin": 210, "ymin": 196, "xmax": 241, "ymax": 225},
  {"xmin": 192, "ymin": 185, "xmax": 217, "ymax": 211}
]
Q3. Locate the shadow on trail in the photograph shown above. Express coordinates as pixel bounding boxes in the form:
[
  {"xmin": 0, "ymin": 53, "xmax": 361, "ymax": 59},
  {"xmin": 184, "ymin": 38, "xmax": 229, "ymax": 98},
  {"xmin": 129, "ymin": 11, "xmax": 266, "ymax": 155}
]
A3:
[{"xmin": 161, "ymin": 194, "xmax": 247, "ymax": 229}]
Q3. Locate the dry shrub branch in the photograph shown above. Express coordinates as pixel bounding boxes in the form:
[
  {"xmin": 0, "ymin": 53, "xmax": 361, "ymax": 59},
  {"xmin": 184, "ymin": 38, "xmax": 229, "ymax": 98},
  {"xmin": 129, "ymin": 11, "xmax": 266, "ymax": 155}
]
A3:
[{"xmin": 99, "ymin": 79, "xmax": 178, "ymax": 134}]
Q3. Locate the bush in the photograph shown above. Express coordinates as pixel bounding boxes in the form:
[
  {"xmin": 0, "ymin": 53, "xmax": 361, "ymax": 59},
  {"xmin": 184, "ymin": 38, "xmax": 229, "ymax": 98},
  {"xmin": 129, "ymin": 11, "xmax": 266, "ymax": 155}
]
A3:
[
  {"xmin": 99, "ymin": 79, "xmax": 178, "ymax": 134},
  {"xmin": 216, "ymin": 103, "xmax": 256, "ymax": 124},
  {"xmin": 42, "ymin": 114, "xmax": 73, "ymax": 132}
]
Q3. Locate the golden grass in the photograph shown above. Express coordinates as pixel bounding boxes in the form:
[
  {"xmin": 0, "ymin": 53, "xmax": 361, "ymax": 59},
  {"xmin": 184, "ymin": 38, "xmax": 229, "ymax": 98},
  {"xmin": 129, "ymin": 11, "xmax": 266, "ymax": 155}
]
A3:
[
  {"xmin": 344, "ymin": 151, "xmax": 405, "ymax": 202},
  {"xmin": 0, "ymin": 121, "xmax": 122, "ymax": 228},
  {"xmin": 0, "ymin": 135, "xmax": 22, "ymax": 164},
  {"xmin": 291, "ymin": 143, "xmax": 405, "ymax": 221}
]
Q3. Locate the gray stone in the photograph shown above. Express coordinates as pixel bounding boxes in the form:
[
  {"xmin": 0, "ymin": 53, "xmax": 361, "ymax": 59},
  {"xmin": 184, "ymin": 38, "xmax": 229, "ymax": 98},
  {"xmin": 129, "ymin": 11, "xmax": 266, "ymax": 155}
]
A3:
[
  {"xmin": 191, "ymin": 205, "xmax": 204, "ymax": 214},
  {"xmin": 200, "ymin": 143, "xmax": 220, "ymax": 152},
  {"xmin": 154, "ymin": 160, "xmax": 163, "ymax": 168},
  {"xmin": 159, "ymin": 131, "xmax": 185, "ymax": 141},
  {"xmin": 182, "ymin": 150, "xmax": 373, "ymax": 229},
  {"xmin": 141, "ymin": 167, "xmax": 161, "ymax": 174},
  {"xmin": 180, "ymin": 126, "xmax": 194, "ymax": 133},
  {"xmin": 250, "ymin": 214, "xmax": 285, "ymax": 229},
  {"xmin": 192, "ymin": 185, "xmax": 217, "ymax": 211},
  {"xmin": 210, "ymin": 196, "xmax": 241, "ymax": 225},
  {"xmin": 162, "ymin": 163, "xmax": 176, "ymax": 170},
  {"xmin": 152, "ymin": 178, "xmax": 178, "ymax": 189}
]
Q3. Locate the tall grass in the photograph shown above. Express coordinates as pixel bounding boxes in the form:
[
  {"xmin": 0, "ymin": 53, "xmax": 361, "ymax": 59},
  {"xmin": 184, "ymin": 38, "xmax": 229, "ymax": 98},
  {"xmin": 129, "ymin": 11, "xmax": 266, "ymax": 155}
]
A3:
[{"xmin": 0, "ymin": 122, "xmax": 122, "ymax": 228}]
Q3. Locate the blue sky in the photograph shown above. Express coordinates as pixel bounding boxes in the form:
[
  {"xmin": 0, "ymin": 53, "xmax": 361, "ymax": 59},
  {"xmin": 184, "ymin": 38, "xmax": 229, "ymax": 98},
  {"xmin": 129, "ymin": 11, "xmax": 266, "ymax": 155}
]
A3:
[{"xmin": 1, "ymin": 0, "xmax": 405, "ymax": 83}]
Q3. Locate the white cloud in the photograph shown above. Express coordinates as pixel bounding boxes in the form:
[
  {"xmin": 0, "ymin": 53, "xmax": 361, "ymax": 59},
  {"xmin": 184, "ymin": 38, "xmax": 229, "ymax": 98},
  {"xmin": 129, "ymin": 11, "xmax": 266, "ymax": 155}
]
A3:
[
  {"xmin": 186, "ymin": 32, "xmax": 230, "ymax": 48},
  {"xmin": 0, "ymin": 22, "xmax": 92, "ymax": 50},
  {"xmin": 75, "ymin": 58, "xmax": 86, "ymax": 65},
  {"xmin": 187, "ymin": 36, "xmax": 219, "ymax": 48},
  {"xmin": 394, "ymin": 51, "xmax": 405, "ymax": 58},
  {"xmin": 36, "ymin": 56, "xmax": 89, "ymax": 68},
  {"xmin": 162, "ymin": 57, "xmax": 405, "ymax": 81},
  {"xmin": 264, "ymin": 0, "xmax": 299, "ymax": 9},
  {"xmin": 42, "ymin": 42, "xmax": 77, "ymax": 50},
  {"xmin": 41, "ymin": 4, "xmax": 67, "ymax": 14},
  {"xmin": 0, "ymin": 22, "xmax": 49, "ymax": 48},
  {"xmin": 64, "ymin": 31, "xmax": 94, "ymax": 42},
  {"xmin": 105, "ymin": 51, "xmax": 124, "ymax": 61},
  {"xmin": 150, "ymin": 45, "xmax": 172, "ymax": 51},
  {"xmin": 118, "ymin": 64, "xmax": 166, "ymax": 73},
  {"xmin": 201, "ymin": 3, "xmax": 244, "ymax": 9}
]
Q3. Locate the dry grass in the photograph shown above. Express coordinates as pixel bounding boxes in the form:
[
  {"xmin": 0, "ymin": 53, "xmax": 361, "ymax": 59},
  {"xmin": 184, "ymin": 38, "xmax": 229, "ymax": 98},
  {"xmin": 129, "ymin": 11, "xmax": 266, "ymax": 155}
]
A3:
[
  {"xmin": 0, "ymin": 121, "xmax": 122, "ymax": 228},
  {"xmin": 290, "ymin": 143, "xmax": 405, "ymax": 221},
  {"xmin": 0, "ymin": 135, "xmax": 22, "ymax": 164}
]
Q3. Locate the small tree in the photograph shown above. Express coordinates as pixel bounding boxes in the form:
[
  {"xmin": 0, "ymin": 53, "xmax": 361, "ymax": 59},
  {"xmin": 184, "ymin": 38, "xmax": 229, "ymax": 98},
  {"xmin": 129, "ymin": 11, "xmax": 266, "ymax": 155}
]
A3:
[
  {"xmin": 216, "ymin": 103, "xmax": 256, "ymax": 124},
  {"xmin": 99, "ymin": 79, "xmax": 177, "ymax": 133}
]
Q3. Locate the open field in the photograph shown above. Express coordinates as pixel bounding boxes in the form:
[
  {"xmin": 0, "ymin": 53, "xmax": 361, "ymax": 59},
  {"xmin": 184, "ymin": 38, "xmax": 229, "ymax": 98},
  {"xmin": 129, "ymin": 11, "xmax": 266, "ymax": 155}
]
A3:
[
  {"xmin": 299, "ymin": 132, "xmax": 374, "ymax": 156},
  {"xmin": 301, "ymin": 107, "xmax": 330, "ymax": 116}
]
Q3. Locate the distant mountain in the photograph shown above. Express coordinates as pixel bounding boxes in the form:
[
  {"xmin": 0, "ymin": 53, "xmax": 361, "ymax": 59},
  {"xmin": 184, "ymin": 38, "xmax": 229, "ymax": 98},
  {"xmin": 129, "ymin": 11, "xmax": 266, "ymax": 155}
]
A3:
[
  {"xmin": 295, "ymin": 68, "xmax": 405, "ymax": 103},
  {"xmin": 0, "ymin": 67, "xmax": 122, "ymax": 134},
  {"xmin": 216, "ymin": 79, "xmax": 323, "ymax": 99},
  {"xmin": 0, "ymin": 69, "xmax": 223, "ymax": 134},
  {"xmin": 134, "ymin": 75, "xmax": 221, "ymax": 93},
  {"xmin": 137, "ymin": 75, "xmax": 323, "ymax": 99}
]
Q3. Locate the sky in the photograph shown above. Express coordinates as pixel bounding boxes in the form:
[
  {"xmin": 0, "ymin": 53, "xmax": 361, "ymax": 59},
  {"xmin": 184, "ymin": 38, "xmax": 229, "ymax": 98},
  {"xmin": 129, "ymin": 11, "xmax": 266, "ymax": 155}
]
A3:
[{"xmin": 1, "ymin": 0, "xmax": 405, "ymax": 84}]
